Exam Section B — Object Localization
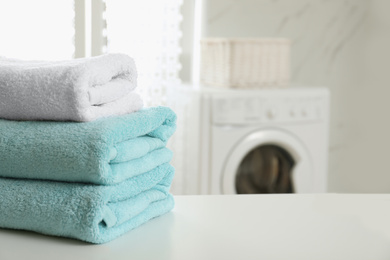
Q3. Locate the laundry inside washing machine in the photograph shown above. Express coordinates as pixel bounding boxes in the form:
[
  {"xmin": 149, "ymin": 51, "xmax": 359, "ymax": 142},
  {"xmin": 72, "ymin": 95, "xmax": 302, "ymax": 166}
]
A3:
[{"xmin": 235, "ymin": 145, "xmax": 295, "ymax": 194}]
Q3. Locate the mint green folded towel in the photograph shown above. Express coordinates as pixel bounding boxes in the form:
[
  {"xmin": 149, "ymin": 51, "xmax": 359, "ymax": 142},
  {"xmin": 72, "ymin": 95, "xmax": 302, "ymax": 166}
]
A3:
[
  {"xmin": 0, "ymin": 163, "xmax": 175, "ymax": 244},
  {"xmin": 0, "ymin": 106, "xmax": 176, "ymax": 184}
]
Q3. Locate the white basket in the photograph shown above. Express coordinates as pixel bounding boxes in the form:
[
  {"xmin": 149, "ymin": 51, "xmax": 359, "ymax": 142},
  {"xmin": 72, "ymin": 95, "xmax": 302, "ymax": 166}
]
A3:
[{"xmin": 200, "ymin": 38, "xmax": 290, "ymax": 89}]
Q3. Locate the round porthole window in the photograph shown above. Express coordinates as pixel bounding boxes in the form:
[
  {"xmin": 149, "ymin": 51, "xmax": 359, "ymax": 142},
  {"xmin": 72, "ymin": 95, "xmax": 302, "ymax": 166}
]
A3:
[{"xmin": 235, "ymin": 145, "xmax": 295, "ymax": 194}]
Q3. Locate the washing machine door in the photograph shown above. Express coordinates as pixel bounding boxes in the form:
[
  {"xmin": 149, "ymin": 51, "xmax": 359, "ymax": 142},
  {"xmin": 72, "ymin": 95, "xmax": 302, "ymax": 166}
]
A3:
[{"xmin": 222, "ymin": 129, "xmax": 313, "ymax": 194}]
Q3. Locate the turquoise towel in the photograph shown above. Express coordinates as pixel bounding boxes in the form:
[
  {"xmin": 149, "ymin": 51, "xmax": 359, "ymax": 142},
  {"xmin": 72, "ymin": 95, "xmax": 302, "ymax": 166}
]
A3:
[
  {"xmin": 0, "ymin": 163, "xmax": 175, "ymax": 244},
  {"xmin": 0, "ymin": 106, "xmax": 176, "ymax": 184}
]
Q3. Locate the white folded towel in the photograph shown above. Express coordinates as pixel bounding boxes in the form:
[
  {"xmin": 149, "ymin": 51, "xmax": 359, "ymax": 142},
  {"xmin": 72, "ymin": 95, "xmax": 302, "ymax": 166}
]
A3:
[{"xmin": 0, "ymin": 54, "xmax": 143, "ymax": 122}]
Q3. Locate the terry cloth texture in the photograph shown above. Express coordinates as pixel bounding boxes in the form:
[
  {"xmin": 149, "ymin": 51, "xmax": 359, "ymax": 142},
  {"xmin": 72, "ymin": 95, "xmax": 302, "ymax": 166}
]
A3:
[
  {"xmin": 0, "ymin": 163, "xmax": 175, "ymax": 244},
  {"xmin": 0, "ymin": 53, "xmax": 143, "ymax": 122},
  {"xmin": 0, "ymin": 106, "xmax": 176, "ymax": 184}
]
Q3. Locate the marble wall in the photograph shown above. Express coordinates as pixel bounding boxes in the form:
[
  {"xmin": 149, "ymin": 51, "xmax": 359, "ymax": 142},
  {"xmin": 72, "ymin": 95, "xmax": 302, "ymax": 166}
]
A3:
[
  {"xmin": 340, "ymin": 0, "xmax": 390, "ymax": 193},
  {"xmin": 179, "ymin": 0, "xmax": 390, "ymax": 193}
]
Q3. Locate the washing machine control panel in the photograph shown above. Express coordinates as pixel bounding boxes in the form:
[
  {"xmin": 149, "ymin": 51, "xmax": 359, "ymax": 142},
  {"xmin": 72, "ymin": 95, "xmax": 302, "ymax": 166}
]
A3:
[{"xmin": 211, "ymin": 95, "xmax": 325, "ymax": 125}]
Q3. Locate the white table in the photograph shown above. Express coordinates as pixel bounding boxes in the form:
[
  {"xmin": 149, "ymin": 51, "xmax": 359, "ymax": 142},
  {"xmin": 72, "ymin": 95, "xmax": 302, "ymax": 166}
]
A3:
[{"xmin": 1, "ymin": 194, "xmax": 390, "ymax": 260}]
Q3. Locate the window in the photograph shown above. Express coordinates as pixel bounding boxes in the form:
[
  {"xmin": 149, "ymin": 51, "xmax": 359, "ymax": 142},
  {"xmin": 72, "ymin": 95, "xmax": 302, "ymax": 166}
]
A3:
[
  {"xmin": 0, "ymin": 0, "xmax": 183, "ymax": 105},
  {"xmin": 0, "ymin": 0, "xmax": 74, "ymax": 60}
]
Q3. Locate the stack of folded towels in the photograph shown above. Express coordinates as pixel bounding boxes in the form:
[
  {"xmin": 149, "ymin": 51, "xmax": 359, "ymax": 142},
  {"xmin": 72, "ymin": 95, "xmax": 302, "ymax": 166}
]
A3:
[{"xmin": 0, "ymin": 54, "xmax": 176, "ymax": 244}]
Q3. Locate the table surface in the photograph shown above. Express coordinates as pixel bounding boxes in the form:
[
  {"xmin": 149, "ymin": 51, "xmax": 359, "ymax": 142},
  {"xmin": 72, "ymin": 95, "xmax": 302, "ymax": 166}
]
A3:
[{"xmin": 1, "ymin": 194, "xmax": 390, "ymax": 260}]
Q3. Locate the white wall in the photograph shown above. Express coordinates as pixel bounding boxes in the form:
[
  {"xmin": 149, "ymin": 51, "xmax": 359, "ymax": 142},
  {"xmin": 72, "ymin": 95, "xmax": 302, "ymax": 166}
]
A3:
[
  {"xmin": 180, "ymin": 0, "xmax": 390, "ymax": 193},
  {"xmin": 339, "ymin": 0, "xmax": 390, "ymax": 193}
]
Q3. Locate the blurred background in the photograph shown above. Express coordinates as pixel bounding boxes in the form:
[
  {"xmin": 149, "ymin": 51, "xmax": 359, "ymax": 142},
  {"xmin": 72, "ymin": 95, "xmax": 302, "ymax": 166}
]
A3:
[{"xmin": 1, "ymin": 0, "xmax": 389, "ymax": 194}]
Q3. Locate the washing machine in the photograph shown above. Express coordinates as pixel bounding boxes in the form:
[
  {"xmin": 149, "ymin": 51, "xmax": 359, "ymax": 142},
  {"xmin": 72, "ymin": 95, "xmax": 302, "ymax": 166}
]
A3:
[{"xmin": 168, "ymin": 85, "xmax": 330, "ymax": 195}]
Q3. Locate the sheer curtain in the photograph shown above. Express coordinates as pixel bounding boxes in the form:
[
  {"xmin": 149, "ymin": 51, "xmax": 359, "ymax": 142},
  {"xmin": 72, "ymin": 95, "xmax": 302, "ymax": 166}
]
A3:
[
  {"xmin": 104, "ymin": 0, "xmax": 183, "ymax": 106},
  {"xmin": 0, "ymin": 0, "xmax": 74, "ymax": 60}
]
